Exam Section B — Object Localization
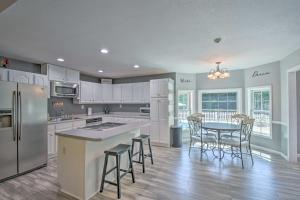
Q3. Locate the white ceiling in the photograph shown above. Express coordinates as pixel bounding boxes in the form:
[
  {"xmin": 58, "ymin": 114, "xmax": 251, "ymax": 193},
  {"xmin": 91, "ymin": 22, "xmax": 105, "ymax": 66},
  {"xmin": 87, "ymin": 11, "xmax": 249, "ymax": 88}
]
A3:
[{"xmin": 0, "ymin": 0, "xmax": 300, "ymax": 78}]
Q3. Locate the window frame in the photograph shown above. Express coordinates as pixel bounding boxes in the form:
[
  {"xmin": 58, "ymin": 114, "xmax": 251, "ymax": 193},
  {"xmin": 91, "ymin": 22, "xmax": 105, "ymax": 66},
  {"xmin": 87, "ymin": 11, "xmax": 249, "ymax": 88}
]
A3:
[
  {"xmin": 198, "ymin": 88, "xmax": 243, "ymax": 114},
  {"xmin": 246, "ymin": 85, "xmax": 273, "ymax": 138}
]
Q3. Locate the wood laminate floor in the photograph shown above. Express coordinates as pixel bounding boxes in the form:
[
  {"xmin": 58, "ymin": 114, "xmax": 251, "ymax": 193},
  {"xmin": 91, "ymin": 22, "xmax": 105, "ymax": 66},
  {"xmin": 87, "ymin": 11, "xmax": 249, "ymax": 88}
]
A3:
[{"xmin": 0, "ymin": 145, "xmax": 300, "ymax": 200}]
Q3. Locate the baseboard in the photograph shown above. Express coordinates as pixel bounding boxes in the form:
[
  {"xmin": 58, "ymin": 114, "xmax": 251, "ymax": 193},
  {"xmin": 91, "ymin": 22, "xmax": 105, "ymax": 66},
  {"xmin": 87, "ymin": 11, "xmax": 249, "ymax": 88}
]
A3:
[
  {"xmin": 60, "ymin": 189, "xmax": 82, "ymax": 200},
  {"xmin": 251, "ymin": 144, "xmax": 288, "ymax": 160},
  {"xmin": 151, "ymin": 141, "xmax": 170, "ymax": 148}
]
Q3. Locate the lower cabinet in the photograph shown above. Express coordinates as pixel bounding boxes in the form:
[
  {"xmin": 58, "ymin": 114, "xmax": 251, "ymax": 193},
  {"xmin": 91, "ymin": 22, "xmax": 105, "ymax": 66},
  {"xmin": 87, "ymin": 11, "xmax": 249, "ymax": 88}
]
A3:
[
  {"xmin": 150, "ymin": 120, "xmax": 170, "ymax": 146},
  {"xmin": 47, "ymin": 120, "xmax": 86, "ymax": 157}
]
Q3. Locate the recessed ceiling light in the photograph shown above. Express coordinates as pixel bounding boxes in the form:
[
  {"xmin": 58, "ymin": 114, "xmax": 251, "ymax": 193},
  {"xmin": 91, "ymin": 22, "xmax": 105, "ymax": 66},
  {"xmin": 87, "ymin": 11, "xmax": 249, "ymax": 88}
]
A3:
[
  {"xmin": 100, "ymin": 48, "xmax": 109, "ymax": 54},
  {"xmin": 133, "ymin": 65, "xmax": 140, "ymax": 69},
  {"xmin": 57, "ymin": 58, "xmax": 64, "ymax": 62},
  {"xmin": 98, "ymin": 70, "xmax": 103, "ymax": 73}
]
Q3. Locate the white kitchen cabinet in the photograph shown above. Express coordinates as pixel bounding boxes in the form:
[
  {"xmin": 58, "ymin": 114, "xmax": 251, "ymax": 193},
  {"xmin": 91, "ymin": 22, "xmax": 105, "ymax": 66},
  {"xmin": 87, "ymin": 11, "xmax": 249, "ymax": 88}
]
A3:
[
  {"xmin": 0, "ymin": 68, "xmax": 8, "ymax": 81},
  {"xmin": 45, "ymin": 64, "xmax": 80, "ymax": 83},
  {"xmin": 8, "ymin": 69, "xmax": 34, "ymax": 84},
  {"xmin": 34, "ymin": 74, "xmax": 48, "ymax": 87},
  {"xmin": 73, "ymin": 120, "xmax": 86, "ymax": 129},
  {"xmin": 150, "ymin": 78, "xmax": 172, "ymax": 98},
  {"xmin": 66, "ymin": 68, "xmax": 80, "ymax": 83},
  {"xmin": 48, "ymin": 131, "xmax": 55, "ymax": 157},
  {"xmin": 93, "ymin": 83, "xmax": 102, "ymax": 103},
  {"xmin": 113, "ymin": 84, "xmax": 122, "ymax": 103},
  {"xmin": 102, "ymin": 84, "xmax": 113, "ymax": 103},
  {"xmin": 47, "ymin": 64, "xmax": 66, "ymax": 82},
  {"xmin": 150, "ymin": 121, "xmax": 160, "ymax": 143},
  {"xmin": 150, "ymin": 78, "xmax": 174, "ymax": 146},
  {"xmin": 79, "ymin": 81, "xmax": 91, "ymax": 103},
  {"xmin": 143, "ymin": 82, "xmax": 150, "ymax": 103},
  {"xmin": 121, "ymin": 83, "xmax": 133, "ymax": 103}
]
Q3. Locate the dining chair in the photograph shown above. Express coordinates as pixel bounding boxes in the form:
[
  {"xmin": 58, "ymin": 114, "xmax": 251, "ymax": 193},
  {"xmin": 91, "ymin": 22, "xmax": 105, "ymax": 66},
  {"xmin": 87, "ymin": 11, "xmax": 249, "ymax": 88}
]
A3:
[
  {"xmin": 220, "ymin": 118, "xmax": 255, "ymax": 168},
  {"xmin": 221, "ymin": 113, "xmax": 249, "ymax": 139},
  {"xmin": 187, "ymin": 115, "xmax": 217, "ymax": 159}
]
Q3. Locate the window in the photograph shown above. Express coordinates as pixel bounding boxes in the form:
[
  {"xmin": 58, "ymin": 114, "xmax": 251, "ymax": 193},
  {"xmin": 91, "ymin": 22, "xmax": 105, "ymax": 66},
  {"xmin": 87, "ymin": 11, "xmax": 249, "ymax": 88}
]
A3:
[
  {"xmin": 198, "ymin": 89, "xmax": 242, "ymax": 122},
  {"xmin": 247, "ymin": 86, "xmax": 272, "ymax": 137}
]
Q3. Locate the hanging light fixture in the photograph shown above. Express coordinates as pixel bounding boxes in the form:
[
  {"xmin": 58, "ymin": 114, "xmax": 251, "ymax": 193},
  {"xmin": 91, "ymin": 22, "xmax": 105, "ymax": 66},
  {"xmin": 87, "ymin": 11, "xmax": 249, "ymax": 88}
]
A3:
[{"xmin": 208, "ymin": 62, "xmax": 230, "ymax": 80}]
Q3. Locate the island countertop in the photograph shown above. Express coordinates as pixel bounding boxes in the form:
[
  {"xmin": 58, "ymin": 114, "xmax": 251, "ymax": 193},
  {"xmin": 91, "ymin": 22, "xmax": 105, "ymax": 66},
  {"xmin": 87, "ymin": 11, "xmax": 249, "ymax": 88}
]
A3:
[{"xmin": 55, "ymin": 121, "xmax": 150, "ymax": 141}]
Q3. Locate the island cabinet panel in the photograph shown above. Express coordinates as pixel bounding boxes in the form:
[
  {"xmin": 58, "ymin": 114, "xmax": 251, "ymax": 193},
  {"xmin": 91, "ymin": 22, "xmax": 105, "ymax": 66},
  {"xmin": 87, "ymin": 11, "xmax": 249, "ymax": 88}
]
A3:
[{"xmin": 56, "ymin": 128, "xmax": 140, "ymax": 200}]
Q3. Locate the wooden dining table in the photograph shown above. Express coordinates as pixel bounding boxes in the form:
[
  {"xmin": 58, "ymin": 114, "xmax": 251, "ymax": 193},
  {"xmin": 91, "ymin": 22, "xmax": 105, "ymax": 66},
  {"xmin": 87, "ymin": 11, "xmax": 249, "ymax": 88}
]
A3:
[{"xmin": 202, "ymin": 122, "xmax": 240, "ymax": 159}]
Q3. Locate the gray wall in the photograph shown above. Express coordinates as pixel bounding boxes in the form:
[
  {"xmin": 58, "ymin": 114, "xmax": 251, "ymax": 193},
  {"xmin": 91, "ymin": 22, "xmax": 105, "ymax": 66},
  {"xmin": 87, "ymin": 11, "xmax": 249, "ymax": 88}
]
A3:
[
  {"xmin": 113, "ymin": 73, "xmax": 176, "ymax": 84},
  {"xmin": 0, "ymin": 56, "xmax": 41, "ymax": 74},
  {"xmin": 244, "ymin": 61, "xmax": 281, "ymax": 152},
  {"xmin": 196, "ymin": 69, "xmax": 245, "ymax": 112}
]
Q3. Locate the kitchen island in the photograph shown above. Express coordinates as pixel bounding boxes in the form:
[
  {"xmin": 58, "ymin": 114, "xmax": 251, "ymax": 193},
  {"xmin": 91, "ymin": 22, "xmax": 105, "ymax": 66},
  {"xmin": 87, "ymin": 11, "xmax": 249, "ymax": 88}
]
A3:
[{"xmin": 55, "ymin": 121, "xmax": 148, "ymax": 200}]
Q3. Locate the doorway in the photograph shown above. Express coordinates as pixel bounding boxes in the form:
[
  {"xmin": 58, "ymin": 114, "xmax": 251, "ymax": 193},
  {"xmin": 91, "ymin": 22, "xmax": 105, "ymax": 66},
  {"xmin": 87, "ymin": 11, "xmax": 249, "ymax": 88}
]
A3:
[{"xmin": 177, "ymin": 90, "xmax": 195, "ymax": 142}]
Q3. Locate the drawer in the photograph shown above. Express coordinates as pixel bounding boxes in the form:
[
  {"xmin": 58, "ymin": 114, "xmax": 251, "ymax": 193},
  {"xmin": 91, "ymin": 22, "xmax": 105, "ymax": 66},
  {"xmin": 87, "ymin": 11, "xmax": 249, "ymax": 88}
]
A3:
[
  {"xmin": 48, "ymin": 124, "xmax": 55, "ymax": 132},
  {"xmin": 55, "ymin": 122, "xmax": 73, "ymax": 131},
  {"xmin": 73, "ymin": 120, "xmax": 86, "ymax": 129}
]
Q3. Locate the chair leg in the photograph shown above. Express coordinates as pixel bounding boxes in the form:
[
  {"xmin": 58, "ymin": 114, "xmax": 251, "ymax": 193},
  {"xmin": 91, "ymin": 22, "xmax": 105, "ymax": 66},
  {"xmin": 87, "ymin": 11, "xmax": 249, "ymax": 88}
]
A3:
[
  {"xmin": 128, "ymin": 150, "xmax": 135, "ymax": 183},
  {"xmin": 189, "ymin": 139, "xmax": 192, "ymax": 157},
  {"xmin": 138, "ymin": 142, "xmax": 142, "ymax": 163},
  {"xmin": 148, "ymin": 138, "xmax": 154, "ymax": 165},
  {"xmin": 100, "ymin": 154, "xmax": 108, "ymax": 193},
  {"xmin": 141, "ymin": 142, "xmax": 145, "ymax": 173},
  {"xmin": 116, "ymin": 155, "xmax": 121, "ymax": 199},
  {"xmin": 240, "ymin": 146, "xmax": 244, "ymax": 169},
  {"xmin": 131, "ymin": 140, "xmax": 135, "ymax": 160},
  {"xmin": 249, "ymin": 144, "xmax": 254, "ymax": 166},
  {"xmin": 200, "ymin": 141, "xmax": 203, "ymax": 161}
]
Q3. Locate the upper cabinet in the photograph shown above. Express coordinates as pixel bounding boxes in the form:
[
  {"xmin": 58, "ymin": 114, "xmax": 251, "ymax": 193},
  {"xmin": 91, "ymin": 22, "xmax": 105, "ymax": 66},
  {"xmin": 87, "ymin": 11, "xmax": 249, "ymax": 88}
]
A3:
[
  {"xmin": 150, "ymin": 79, "xmax": 173, "ymax": 98},
  {"xmin": 102, "ymin": 84, "xmax": 113, "ymax": 103},
  {"xmin": 8, "ymin": 69, "xmax": 34, "ymax": 84},
  {"xmin": 43, "ymin": 64, "xmax": 80, "ymax": 83},
  {"xmin": 0, "ymin": 68, "xmax": 8, "ymax": 81},
  {"xmin": 75, "ymin": 81, "xmax": 150, "ymax": 104},
  {"xmin": 121, "ymin": 83, "xmax": 133, "ymax": 103},
  {"xmin": 112, "ymin": 84, "xmax": 122, "ymax": 103}
]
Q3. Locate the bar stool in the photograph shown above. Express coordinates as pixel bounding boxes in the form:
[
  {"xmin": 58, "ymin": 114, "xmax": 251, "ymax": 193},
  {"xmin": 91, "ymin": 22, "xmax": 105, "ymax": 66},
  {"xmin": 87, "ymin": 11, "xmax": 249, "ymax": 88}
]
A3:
[
  {"xmin": 131, "ymin": 134, "xmax": 154, "ymax": 173},
  {"xmin": 100, "ymin": 144, "xmax": 135, "ymax": 199}
]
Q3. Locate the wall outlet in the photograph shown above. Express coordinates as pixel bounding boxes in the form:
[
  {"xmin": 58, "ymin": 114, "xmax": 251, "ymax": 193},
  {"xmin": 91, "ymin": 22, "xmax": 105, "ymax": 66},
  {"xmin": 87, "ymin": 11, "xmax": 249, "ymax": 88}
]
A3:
[
  {"xmin": 119, "ymin": 104, "xmax": 122, "ymax": 108},
  {"xmin": 81, "ymin": 105, "xmax": 85, "ymax": 110}
]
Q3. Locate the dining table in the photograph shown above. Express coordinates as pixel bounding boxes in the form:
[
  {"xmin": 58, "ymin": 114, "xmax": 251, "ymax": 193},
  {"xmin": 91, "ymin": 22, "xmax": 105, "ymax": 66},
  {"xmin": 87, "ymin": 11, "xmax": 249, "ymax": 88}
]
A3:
[{"xmin": 202, "ymin": 122, "xmax": 241, "ymax": 159}]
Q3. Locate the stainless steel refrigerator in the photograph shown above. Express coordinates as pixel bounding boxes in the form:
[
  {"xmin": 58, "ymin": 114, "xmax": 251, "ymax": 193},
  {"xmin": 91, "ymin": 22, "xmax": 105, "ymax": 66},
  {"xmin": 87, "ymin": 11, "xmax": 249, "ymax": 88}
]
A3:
[{"xmin": 0, "ymin": 81, "xmax": 47, "ymax": 181}]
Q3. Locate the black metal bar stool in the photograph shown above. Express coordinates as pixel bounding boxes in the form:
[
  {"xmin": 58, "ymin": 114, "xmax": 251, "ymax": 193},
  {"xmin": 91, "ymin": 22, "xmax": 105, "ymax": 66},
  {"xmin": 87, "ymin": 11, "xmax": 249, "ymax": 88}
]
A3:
[
  {"xmin": 100, "ymin": 144, "xmax": 135, "ymax": 199},
  {"xmin": 131, "ymin": 134, "xmax": 154, "ymax": 173}
]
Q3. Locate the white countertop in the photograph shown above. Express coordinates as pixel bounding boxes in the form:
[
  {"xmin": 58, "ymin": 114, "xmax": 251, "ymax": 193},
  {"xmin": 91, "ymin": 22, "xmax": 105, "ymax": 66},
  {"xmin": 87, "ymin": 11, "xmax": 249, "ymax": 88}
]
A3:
[
  {"xmin": 48, "ymin": 112, "xmax": 150, "ymax": 125},
  {"xmin": 55, "ymin": 121, "xmax": 149, "ymax": 141}
]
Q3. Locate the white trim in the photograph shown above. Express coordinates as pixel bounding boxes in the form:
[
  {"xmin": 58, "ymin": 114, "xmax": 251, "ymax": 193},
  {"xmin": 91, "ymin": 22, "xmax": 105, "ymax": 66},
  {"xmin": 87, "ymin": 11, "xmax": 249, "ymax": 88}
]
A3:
[
  {"xmin": 272, "ymin": 121, "xmax": 287, "ymax": 126},
  {"xmin": 251, "ymin": 144, "xmax": 288, "ymax": 160},
  {"xmin": 60, "ymin": 189, "xmax": 83, "ymax": 200},
  {"xmin": 246, "ymin": 85, "xmax": 272, "ymax": 139},
  {"xmin": 198, "ymin": 88, "xmax": 243, "ymax": 113}
]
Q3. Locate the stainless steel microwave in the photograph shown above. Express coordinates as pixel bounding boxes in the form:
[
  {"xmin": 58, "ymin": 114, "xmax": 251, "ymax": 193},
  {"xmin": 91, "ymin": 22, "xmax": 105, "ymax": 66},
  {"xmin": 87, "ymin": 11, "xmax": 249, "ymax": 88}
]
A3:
[{"xmin": 50, "ymin": 81, "xmax": 79, "ymax": 98}]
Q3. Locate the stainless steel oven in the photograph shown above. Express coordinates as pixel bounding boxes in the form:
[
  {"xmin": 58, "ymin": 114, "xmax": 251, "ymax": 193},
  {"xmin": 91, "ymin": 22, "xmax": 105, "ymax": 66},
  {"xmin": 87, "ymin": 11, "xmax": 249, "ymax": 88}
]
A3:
[{"xmin": 50, "ymin": 81, "xmax": 79, "ymax": 98}]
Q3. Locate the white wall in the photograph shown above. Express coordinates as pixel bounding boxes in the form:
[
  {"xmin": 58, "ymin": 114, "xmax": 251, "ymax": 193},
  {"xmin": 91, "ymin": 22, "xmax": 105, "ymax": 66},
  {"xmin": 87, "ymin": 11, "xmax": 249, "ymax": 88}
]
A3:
[{"xmin": 280, "ymin": 48, "xmax": 300, "ymax": 156}]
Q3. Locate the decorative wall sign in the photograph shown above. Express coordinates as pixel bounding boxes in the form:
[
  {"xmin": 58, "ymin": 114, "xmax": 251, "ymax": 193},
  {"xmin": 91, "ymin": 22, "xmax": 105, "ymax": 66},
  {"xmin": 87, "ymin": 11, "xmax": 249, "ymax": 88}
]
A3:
[
  {"xmin": 252, "ymin": 71, "xmax": 270, "ymax": 78},
  {"xmin": 180, "ymin": 78, "xmax": 192, "ymax": 83}
]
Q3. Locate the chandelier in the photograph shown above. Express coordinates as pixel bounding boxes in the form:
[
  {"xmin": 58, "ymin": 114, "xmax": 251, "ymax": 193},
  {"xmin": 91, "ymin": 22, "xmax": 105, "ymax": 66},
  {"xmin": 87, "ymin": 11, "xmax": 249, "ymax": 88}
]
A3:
[{"xmin": 207, "ymin": 62, "xmax": 230, "ymax": 80}]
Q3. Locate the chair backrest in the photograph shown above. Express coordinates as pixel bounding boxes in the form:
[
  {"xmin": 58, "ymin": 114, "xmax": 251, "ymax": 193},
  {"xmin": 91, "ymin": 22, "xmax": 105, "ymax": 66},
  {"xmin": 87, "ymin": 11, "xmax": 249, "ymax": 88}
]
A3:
[
  {"xmin": 240, "ymin": 118, "xmax": 255, "ymax": 141},
  {"xmin": 231, "ymin": 113, "xmax": 248, "ymax": 125},
  {"xmin": 187, "ymin": 115, "xmax": 203, "ymax": 138}
]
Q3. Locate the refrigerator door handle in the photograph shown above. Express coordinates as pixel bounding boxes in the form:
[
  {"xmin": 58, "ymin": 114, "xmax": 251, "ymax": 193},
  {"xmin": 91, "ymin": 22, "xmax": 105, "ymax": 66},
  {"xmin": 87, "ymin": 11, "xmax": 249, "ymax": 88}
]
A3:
[
  {"xmin": 18, "ymin": 91, "xmax": 22, "ymax": 141},
  {"xmin": 12, "ymin": 91, "xmax": 17, "ymax": 141}
]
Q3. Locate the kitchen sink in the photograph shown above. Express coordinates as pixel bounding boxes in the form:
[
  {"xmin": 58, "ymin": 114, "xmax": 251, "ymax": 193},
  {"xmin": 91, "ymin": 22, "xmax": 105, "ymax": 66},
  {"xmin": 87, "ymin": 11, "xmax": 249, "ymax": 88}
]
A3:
[{"xmin": 83, "ymin": 122, "xmax": 126, "ymax": 130}]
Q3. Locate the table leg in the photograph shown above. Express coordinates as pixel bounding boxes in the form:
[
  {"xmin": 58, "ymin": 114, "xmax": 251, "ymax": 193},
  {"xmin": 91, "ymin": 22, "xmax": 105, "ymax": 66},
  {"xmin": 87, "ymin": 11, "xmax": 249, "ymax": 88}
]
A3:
[{"xmin": 218, "ymin": 130, "xmax": 221, "ymax": 160}]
